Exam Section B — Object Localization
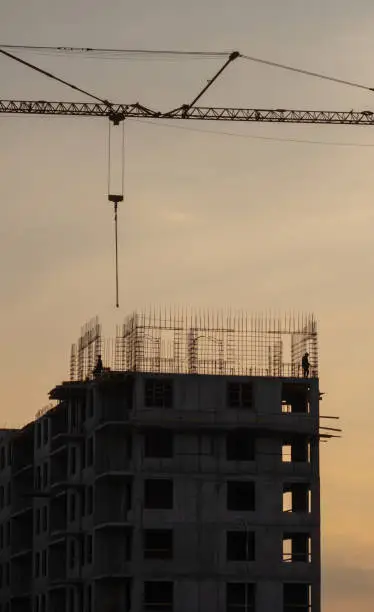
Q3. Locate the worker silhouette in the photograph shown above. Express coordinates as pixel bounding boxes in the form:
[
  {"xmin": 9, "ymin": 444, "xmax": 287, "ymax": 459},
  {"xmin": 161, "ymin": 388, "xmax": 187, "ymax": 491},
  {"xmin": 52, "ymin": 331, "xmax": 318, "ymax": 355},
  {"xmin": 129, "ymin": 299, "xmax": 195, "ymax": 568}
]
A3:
[
  {"xmin": 93, "ymin": 354, "xmax": 103, "ymax": 377},
  {"xmin": 302, "ymin": 352, "xmax": 310, "ymax": 377}
]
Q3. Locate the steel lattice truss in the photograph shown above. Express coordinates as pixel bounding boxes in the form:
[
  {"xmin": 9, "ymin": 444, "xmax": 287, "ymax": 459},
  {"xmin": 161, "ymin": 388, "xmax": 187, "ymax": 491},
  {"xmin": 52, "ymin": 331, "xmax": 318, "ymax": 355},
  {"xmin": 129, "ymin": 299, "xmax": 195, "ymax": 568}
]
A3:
[{"xmin": 1, "ymin": 99, "xmax": 374, "ymax": 125}]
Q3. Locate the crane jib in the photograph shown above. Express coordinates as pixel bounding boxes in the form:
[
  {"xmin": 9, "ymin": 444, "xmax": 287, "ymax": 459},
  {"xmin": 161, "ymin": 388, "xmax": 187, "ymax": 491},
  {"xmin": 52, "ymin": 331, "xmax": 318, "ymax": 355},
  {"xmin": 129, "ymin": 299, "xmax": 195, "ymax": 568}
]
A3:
[{"xmin": 0, "ymin": 100, "xmax": 374, "ymax": 125}]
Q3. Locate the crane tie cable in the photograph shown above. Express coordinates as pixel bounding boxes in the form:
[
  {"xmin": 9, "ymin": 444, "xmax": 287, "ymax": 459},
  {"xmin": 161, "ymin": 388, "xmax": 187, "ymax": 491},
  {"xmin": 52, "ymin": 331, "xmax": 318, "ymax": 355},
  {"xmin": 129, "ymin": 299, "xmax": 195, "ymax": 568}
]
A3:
[
  {"xmin": 0, "ymin": 47, "xmax": 113, "ymax": 105},
  {"xmin": 0, "ymin": 44, "xmax": 229, "ymax": 59},
  {"xmin": 1, "ymin": 45, "xmax": 374, "ymax": 92},
  {"xmin": 240, "ymin": 54, "xmax": 374, "ymax": 92}
]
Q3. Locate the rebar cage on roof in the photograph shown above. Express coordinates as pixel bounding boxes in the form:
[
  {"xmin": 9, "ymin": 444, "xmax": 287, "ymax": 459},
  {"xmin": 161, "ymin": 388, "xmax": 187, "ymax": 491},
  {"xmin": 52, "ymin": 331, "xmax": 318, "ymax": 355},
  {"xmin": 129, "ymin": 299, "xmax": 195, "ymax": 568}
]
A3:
[{"xmin": 69, "ymin": 309, "xmax": 318, "ymax": 381}]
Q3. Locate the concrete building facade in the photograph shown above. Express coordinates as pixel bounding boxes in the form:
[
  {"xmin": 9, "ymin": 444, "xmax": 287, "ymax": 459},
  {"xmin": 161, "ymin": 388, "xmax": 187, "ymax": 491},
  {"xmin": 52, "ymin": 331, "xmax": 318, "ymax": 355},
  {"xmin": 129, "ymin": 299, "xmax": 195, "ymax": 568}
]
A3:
[{"xmin": 0, "ymin": 311, "xmax": 323, "ymax": 612}]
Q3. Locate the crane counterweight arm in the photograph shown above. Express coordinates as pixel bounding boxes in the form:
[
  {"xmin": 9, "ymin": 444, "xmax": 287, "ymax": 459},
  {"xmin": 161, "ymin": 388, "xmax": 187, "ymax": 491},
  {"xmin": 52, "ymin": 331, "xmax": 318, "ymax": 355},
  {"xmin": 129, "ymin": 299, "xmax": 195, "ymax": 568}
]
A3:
[
  {"xmin": 0, "ymin": 100, "xmax": 157, "ymax": 121},
  {"xmin": 1, "ymin": 100, "xmax": 374, "ymax": 125}
]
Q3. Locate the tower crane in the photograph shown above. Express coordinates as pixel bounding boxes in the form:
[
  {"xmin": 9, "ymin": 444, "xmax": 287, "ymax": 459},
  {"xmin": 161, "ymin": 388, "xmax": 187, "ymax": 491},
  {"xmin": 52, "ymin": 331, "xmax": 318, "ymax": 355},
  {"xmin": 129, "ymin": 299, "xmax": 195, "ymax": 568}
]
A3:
[
  {"xmin": 1, "ymin": 47, "xmax": 373, "ymax": 124},
  {"xmin": 2, "ymin": 47, "xmax": 374, "ymax": 305}
]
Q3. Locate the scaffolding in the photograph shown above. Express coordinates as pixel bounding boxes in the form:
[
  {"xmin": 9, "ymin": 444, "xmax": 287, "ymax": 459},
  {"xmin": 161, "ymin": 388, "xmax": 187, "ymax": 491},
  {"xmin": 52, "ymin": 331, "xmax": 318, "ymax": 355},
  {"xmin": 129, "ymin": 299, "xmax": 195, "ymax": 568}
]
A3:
[
  {"xmin": 69, "ymin": 310, "xmax": 318, "ymax": 381},
  {"xmin": 70, "ymin": 317, "xmax": 102, "ymax": 381}
]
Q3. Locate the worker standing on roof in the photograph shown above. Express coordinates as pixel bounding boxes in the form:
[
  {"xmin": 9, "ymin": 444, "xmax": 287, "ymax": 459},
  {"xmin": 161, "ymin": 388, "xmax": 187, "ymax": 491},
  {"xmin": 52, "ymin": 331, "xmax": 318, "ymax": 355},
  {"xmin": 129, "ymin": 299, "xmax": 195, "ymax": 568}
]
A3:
[
  {"xmin": 93, "ymin": 354, "xmax": 103, "ymax": 377},
  {"xmin": 302, "ymin": 352, "xmax": 310, "ymax": 377}
]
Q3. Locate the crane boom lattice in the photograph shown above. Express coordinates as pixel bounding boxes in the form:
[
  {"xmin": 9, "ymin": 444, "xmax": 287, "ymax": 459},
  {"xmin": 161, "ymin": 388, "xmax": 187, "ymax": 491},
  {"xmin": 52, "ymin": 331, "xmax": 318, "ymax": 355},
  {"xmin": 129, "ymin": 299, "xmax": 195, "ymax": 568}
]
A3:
[{"xmin": 1, "ymin": 100, "xmax": 374, "ymax": 125}]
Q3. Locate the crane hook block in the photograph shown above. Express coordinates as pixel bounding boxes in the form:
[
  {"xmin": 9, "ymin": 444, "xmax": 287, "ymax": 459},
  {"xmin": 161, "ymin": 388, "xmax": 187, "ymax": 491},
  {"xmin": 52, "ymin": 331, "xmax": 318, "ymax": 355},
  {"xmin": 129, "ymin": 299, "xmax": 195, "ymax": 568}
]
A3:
[{"xmin": 108, "ymin": 194, "xmax": 124, "ymax": 204}]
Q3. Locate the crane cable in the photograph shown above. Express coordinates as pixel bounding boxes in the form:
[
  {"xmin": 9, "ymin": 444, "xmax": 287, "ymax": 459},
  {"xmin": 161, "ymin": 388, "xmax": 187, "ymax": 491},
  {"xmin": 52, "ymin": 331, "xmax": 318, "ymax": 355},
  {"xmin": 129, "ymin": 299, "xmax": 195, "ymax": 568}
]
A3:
[
  {"xmin": 1, "ymin": 44, "xmax": 374, "ymax": 93},
  {"xmin": 240, "ymin": 54, "xmax": 374, "ymax": 92},
  {"xmin": 0, "ymin": 47, "xmax": 112, "ymax": 105},
  {"xmin": 107, "ymin": 121, "xmax": 125, "ymax": 308},
  {"xmin": 132, "ymin": 118, "xmax": 374, "ymax": 148},
  {"xmin": 0, "ymin": 44, "xmax": 228, "ymax": 59},
  {"xmin": 114, "ymin": 198, "xmax": 119, "ymax": 309}
]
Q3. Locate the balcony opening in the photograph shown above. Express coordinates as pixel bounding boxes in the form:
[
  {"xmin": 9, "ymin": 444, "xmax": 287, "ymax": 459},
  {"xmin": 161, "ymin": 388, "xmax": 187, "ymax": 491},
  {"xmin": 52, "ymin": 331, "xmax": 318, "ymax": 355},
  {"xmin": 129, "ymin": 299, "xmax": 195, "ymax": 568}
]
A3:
[
  {"xmin": 0, "ymin": 447, "xmax": 5, "ymax": 470},
  {"xmin": 49, "ymin": 495, "xmax": 67, "ymax": 534},
  {"xmin": 282, "ymin": 437, "xmax": 310, "ymax": 463},
  {"xmin": 126, "ymin": 434, "xmax": 133, "ymax": 460},
  {"xmin": 144, "ymin": 430, "xmax": 174, "ymax": 458},
  {"xmin": 227, "ymin": 382, "xmax": 253, "ymax": 409},
  {"xmin": 226, "ymin": 430, "xmax": 255, "ymax": 461},
  {"xmin": 86, "ymin": 486, "xmax": 93, "ymax": 516},
  {"xmin": 69, "ymin": 492, "xmax": 77, "ymax": 522},
  {"xmin": 144, "ymin": 581, "xmax": 173, "ymax": 612},
  {"xmin": 125, "ymin": 530, "xmax": 133, "ymax": 561},
  {"xmin": 144, "ymin": 479, "xmax": 173, "ymax": 510},
  {"xmin": 68, "ymin": 588, "xmax": 75, "ymax": 612},
  {"xmin": 283, "ymin": 533, "xmax": 311, "ymax": 563},
  {"xmin": 87, "ymin": 437, "xmax": 94, "ymax": 466},
  {"xmin": 41, "ymin": 594, "xmax": 47, "ymax": 612},
  {"xmin": 145, "ymin": 379, "xmax": 173, "ymax": 408},
  {"xmin": 283, "ymin": 483, "xmax": 311, "ymax": 513},
  {"xmin": 86, "ymin": 534, "xmax": 93, "ymax": 565},
  {"xmin": 226, "ymin": 531, "xmax": 255, "ymax": 561},
  {"xmin": 126, "ymin": 482, "xmax": 133, "ymax": 514},
  {"xmin": 70, "ymin": 446, "xmax": 77, "ymax": 475},
  {"xmin": 226, "ymin": 583, "xmax": 255, "ymax": 612},
  {"xmin": 81, "ymin": 440, "xmax": 86, "ymax": 470},
  {"xmin": 42, "ymin": 550, "xmax": 47, "ymax": 576},
  {"xmin": 69, "ymin": 539, "xmax": 77, "ymax": 570},
  {"xmin": 35, "ymin": 466, "xmax": 41, "ymax": 492},
  {"xmin": 144, "ymin": 529, "xmax": 173, "ymax": 560},
  {"xmin": 283, "ymin": 583, "xmax": 311, "ymax": 612},
  {"xmin": 35, "ymin": 509, "xmax": 41, "ymax": 535},
  {"xmin": 42, "ymin": 506, "xmax": 48, "ymax": 532},
  {"xmin": 43, "ymin": 462, "xmax": 49, "ymax": 488},
  {"xmin": 282, "ymin": 445, "xmax": 292, "ymax": 463},
  {"xmin": 85, "ymin": 586, "xmax": 92, "ymax": 612},
  {"xmin": 34, "ymin": 552, "xmax": 40, "ymax": 578},
  {"xmin": 282, "ymin": 383, "xmax": 309, "ymax": 414},
  {"xmin": 227, "ymin": 481, "xmax": 255, "ymax": 511}
]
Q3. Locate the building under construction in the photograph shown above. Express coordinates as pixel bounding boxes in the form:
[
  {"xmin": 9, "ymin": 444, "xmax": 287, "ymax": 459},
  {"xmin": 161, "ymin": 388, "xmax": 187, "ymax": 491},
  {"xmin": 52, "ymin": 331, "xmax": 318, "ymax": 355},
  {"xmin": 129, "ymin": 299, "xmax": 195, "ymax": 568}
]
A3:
[{"xmin": 0, "ymin": 309, "xmax": 329, "ymax": 612}]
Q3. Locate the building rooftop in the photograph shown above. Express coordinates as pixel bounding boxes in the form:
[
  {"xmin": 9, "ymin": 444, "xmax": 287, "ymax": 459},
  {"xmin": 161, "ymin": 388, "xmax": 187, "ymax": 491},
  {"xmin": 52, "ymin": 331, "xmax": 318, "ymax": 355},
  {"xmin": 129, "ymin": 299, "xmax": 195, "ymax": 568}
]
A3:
[{"xmin": 69, "ymin": 309, "xmax": 318, "ymax": 381}]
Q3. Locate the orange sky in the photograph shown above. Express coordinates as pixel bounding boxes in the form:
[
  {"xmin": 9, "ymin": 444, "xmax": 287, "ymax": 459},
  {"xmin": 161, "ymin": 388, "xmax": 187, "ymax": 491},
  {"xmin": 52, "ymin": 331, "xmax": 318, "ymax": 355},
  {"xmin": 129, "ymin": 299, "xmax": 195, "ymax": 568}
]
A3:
[{"xmin": 2, "ymin": 2, "xmax": 374, "ymax": 609}]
